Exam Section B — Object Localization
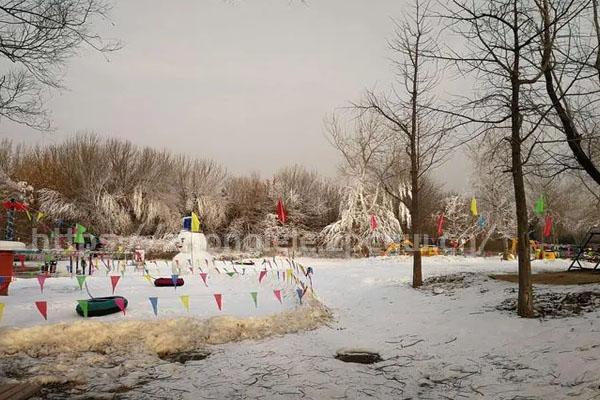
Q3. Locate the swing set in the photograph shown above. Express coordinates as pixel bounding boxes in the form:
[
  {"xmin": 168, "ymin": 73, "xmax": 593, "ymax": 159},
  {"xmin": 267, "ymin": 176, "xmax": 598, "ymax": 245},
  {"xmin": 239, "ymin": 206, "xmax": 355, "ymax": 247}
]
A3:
[{"xmin": 567, "ymin": 229, "xmax": 600, "ymax": 272}]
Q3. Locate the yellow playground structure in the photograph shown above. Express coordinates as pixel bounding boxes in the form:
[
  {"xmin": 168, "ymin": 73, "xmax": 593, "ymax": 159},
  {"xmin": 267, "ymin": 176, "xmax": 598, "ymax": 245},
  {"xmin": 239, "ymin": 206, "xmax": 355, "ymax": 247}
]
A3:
[
  {"xmin": 383, "ymin": 240, "xmax": 440, "ymax": 256},
  {"xmin": 508, "ymin": 239, "xmax": 560, "ymax": 260}
]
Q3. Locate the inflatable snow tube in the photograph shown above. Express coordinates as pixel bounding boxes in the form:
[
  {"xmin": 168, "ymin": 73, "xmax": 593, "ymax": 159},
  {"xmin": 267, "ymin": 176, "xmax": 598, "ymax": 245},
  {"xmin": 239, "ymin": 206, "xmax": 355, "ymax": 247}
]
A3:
[
  {"xmin": 154, "ymin": 277, "xmax": 185, "ymax": 287},
  {"xmin": 234, "ymin": 260, "xmax": 255, "ymax": 265},
  {"xmin": 76, "ymin": 296, "xmax": 128, "ymax": 317}
]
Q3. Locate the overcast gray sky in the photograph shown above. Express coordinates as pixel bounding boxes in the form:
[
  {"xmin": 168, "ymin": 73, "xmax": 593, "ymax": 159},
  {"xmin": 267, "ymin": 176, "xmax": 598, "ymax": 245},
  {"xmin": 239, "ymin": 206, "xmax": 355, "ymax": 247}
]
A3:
[{"xmin": 0, "ymin": 0, "xmax": 469, "ymax": 190}]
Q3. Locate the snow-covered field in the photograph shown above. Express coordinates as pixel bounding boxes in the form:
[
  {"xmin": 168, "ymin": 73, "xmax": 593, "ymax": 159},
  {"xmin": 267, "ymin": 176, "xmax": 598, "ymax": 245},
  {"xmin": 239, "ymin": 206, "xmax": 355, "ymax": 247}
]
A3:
[
  {"xmin": 1, "ymin": 259, "xmax": 308, "ymax": 327},
  {"xmin": 1, "ymin": 256, "xmax": 600, "ymax": 399}
]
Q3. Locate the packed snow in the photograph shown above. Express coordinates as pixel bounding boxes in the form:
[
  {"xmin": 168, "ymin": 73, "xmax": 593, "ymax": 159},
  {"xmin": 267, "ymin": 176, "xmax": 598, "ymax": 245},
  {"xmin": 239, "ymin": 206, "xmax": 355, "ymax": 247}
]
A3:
[{"xmin": 1, "ymin": 255, "xmax": 599, "ymax": 399}]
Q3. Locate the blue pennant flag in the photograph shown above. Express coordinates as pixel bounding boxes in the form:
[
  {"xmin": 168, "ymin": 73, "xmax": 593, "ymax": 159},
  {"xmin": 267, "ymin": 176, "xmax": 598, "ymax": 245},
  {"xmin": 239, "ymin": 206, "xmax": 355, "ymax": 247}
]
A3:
[
  {"xmin": 296, "ymin": 288, "xmax": 305, "ymax": 304},
  {"xmin": 149, "ymin": 297, "xmax": 158, "ymax": 316}
]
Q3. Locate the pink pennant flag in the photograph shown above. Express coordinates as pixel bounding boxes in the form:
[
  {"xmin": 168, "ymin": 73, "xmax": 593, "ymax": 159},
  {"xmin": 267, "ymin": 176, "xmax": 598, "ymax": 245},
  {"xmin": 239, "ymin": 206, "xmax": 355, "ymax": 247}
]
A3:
[
  {"xmin": 214, "ymin": 293, "xmax": 222, "ymax": 311},
  {"xmin": 273, "ymin": 289, "xmax": 282, "ymax": 304},
  {"xmin": 258, "ymin": 270, "xmax": 267, "ymax": 283},
  {"xmin": 370, "ymin": 214, "xmax": 378, "ymax": 231},
  {"xmin": 110, "ymin": 275, "xmax": 121, "ymax": 294},
  {"xmin": 35, "ymin": 301, "xmax": 47, "ymax": 320},
  {"xmin": 37, "ymin": 274, "xmax": 47, "ymax": 293},
  {"xmin": 114, "ymin": 297, "xmax": 126, "ymax": 315},
  {"xmin": 200, "ymin": 272, "xmax": 208, "ymax": 287}
]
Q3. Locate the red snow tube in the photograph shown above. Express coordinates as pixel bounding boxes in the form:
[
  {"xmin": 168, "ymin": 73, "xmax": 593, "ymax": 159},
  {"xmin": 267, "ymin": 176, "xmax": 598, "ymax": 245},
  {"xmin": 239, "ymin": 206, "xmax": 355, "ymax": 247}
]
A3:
[{"xmin": 154, "ymin": 277, "xmax": 185, "ymax": 287}]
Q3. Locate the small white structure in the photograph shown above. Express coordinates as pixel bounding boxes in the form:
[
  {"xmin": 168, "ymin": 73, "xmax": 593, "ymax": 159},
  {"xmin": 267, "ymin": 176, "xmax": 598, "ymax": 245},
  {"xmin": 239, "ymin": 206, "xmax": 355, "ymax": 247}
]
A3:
[
  {"xmin": 0, "ymin": 241, "xmax": 26, "ymax": 251},
  {"xmin": 172, "ymin": 231, "xmax": 211, "ymax": 274}
]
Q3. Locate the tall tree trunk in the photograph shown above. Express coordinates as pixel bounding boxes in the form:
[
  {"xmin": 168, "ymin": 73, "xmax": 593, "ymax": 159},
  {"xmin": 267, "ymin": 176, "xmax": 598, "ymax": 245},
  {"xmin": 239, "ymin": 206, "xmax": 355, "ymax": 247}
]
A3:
[
  {"xmin": 510, "ymin": 0, "xmax": 534, "ymax": 318},
  {"xmin": 410, "ymin": 33, "xmax": 422, "ymax": 288},
  {"xmin": 512, "ymin": 151, "xmax": 533, "ymax": 317},
  {"xmin": 511, "ymin": 84, "xmax": 533, "ymax": 314},
  {"xmin": 411, "ymin": 171, "xmax": 422, "ymax": 287}
]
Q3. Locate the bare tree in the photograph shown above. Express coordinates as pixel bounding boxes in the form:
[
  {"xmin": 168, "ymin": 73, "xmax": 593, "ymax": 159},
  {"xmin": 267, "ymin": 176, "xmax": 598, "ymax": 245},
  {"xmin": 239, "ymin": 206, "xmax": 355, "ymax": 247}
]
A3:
[
  {"xmin": 355, "ymin": 0, "xmax": 451, "ymax": 288},
  {"xmin": 536, "ymin": 0, "xmax": 600, "ymax": 185},
  {"xmin": 0, "ymin": 0, "xmax": 119, "ymax": 129},
  {"xmin": 438, "ymin": 0, "xmax": 561, "ymax": 317}
]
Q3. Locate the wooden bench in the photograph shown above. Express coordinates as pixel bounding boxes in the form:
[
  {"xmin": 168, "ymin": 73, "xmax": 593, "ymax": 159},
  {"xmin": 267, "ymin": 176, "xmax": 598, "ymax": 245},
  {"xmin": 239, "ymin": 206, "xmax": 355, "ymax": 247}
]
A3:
[{"xmin": 0, "ymin": 383, "xmax": 41, "ymax": 400}]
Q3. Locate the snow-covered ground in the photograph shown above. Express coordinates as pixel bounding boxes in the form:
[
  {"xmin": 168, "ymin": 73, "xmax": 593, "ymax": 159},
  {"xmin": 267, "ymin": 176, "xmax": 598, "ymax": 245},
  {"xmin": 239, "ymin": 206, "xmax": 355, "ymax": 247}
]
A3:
[
  {"xmin": 1, "ymin": 256, "xmax": 600, "ymax": 399},
  {"xmin": 1, "ymin": 259, "xmax": 307, "ymax": 327}
]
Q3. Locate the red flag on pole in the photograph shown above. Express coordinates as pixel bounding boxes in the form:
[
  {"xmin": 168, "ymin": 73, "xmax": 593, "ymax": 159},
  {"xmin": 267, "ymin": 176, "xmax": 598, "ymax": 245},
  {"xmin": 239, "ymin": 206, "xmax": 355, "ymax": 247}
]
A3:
[
  {"xmin": 370, "ymin": 214, "xmax": 378, "ymax": 231},
  {"xmin": 543, "ymin": 215, "xmax": 553, "ymax": 238},
  {"xmin": 436, "ymin": 213, "xmax": 445, "ymax": 236},
  {"xmin": 276, "ymin": 197, "xmax": 287, "ymax": 224}
]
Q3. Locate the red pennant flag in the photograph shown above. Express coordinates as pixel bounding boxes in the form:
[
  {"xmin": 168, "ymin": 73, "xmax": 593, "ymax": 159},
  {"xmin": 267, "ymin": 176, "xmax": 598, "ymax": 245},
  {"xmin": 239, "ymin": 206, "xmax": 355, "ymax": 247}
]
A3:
[
  {"xmin": 114, "ymin": 297, "xmax": 126, "ymax": 315},
  {"xmin": 273, "ymin": 289, "xmax": 282, "ymax": 304},
  {"xmin": 37, "ymin": 274, "xmax": 47, "ymax": 293},
  {"xmin": 437, "ymin": 213, "xmax": 445, "ymax": 236},
  {"xmin": 35, "ymin": 301, "xmax": 47, "ymax": 320},
  {"xmin": 258, "ymin": 270, "xmax": 267, "ymax": 283},
  {"xmin": 199, "ymin": 272, "xmax": 208, "ymax": 287},
  {"xmin": 214, "ymin": 293, "xmax": 222, "ymax": 310},
  {"xmin": 18, "ymin": 255, "xmax": 25, "ymax": 270},
  {"xmin": 370, "ymin": 214, "xmax": 378, "ymax": 231},
  {"xmin": 544, "ymin": 215, "xmax": 553, "ymax": 238},
  {"xmin": 110, "ymin": 275, "xmax": 121, "ymax": 294},
  {"xmin": 276, "ymin": 197, "xmax": 287, "ymax": 224}
]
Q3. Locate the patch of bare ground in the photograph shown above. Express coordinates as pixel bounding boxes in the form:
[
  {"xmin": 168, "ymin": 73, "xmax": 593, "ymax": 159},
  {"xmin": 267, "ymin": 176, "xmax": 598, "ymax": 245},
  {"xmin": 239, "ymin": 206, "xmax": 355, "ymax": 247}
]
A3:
[
  {"xmin": 490, "ymin": 271, "xmax": 600, "ymax": 285},
  {"xmin": 497, "ymin": 291, "xmax": 600, "ymax": 318},
  {"xmin": 421, "ymin": 272, "xmax": 484, "ymax": 295}
]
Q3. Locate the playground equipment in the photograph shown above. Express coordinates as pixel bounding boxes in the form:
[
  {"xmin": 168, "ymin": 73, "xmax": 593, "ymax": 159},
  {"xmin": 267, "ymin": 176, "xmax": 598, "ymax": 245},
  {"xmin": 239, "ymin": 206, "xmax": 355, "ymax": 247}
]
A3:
[
  {"xmin": 383, "ymin": 240, "xmax": 440, "ymax": 256},
  {"xmin": 508, "ymin": 239, "xmax": 559, "ymax": 261},
  {"xmin": 0, "ymin": 240, "xmax": 33, "ymax": 295},
  {"xmin": 568, "ymin": 230, "xmax": 600, "ymax": 271}
]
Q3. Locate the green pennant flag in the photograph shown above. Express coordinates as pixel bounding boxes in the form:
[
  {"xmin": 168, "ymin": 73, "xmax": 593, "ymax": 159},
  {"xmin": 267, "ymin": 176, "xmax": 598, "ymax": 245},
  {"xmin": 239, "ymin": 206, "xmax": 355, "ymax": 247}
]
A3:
[
  {"xmin": 226, "ymin": 272, "xmax": 236, "ymax": 277},
  {"xmin": 250, "ymin": 291, "xmax": 258, "ymax": 308},
  {"xmin": 78, "ymin": 299, "xmax": 89, "ymax": 318},
  {"xmin": 74, "ymin": 224, "xmax": 87, "ymax": 244},
  {"xmin": 76, "ymin": 275, "xmax": 86, "ymax": 290},
  {"xmin": 534, "ymin": 195, "xmax": 545, "ymax": 215}
]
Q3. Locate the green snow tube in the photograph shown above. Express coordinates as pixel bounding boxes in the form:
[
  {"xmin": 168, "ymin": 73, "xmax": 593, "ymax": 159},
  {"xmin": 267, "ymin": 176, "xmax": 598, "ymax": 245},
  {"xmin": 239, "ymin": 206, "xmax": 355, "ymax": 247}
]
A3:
[{"xmin": 76, "ymin": 296, "xmax": 128, "ymax": 317}]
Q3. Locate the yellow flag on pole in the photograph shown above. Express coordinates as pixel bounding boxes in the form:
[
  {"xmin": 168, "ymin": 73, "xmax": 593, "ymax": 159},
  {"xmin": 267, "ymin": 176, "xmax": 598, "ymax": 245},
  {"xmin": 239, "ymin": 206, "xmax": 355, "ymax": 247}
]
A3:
[
  {"xmin": 191, "ymin": 212, "xmax": 201, "ymax": 233},
  {"xmin": 0, "ymin": 303, "xmax": 4, "ymax": 322},
  {"xmin": 470, "ymin": 197, "xmax": 478, "ymax": 216}
]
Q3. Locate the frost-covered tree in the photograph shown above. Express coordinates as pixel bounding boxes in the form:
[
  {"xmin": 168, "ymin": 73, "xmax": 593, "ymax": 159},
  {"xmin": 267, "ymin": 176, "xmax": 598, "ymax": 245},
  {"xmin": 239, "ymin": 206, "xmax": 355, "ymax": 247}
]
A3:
[
  {"xmin": 320, "ymin": 181, "xmax": 404, "ymax": 251},
  {"xmin": 438, "ymin": 194, "xmax": 482, "ymax": 251}
]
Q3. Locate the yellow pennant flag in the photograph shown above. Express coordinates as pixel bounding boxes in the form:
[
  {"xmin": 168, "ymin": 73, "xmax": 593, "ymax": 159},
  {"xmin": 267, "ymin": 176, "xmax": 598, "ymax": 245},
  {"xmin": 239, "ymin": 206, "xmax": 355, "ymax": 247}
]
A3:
[
  {"xmin": 144, "ymin": 274, "xmax": 153, "ymax": 284},
  {"xmin": 286, "ymin": 268, "xmax": 293, "ymax": 282},
  {"xmin": 0, "ymin": 303, "xmax": 4, "ymax": 322},
  {"xmin": 191, "ymin": 212, "xmax": 201, "ymax": 233},
  {"xmin": 470, "ymin": 197, "xmax": 478, "ymax": 216},
  {"xmin": 180, "ymin": 295, "xmax": 190, "ymax": 312},
  {"xmin": 36, "ymin": 212, "xmax": 45, "ymax": 222}
]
